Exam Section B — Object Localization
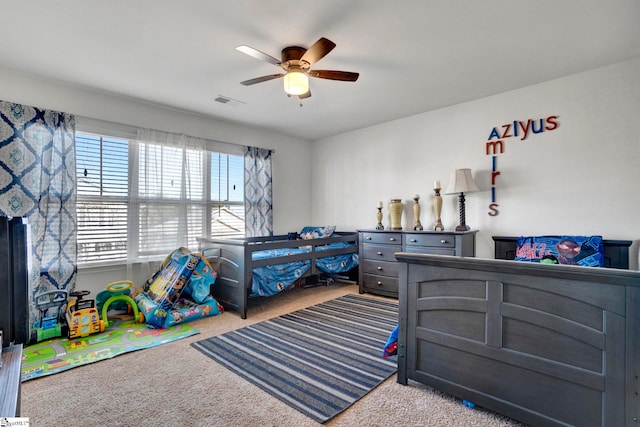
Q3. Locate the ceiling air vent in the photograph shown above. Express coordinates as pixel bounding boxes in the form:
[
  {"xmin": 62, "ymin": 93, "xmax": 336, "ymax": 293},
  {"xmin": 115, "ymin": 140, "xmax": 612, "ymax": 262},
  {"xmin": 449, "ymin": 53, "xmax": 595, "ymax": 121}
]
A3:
[{"xmin": 214, "ymin": 95, "xmax": 245, "ymax": 107}]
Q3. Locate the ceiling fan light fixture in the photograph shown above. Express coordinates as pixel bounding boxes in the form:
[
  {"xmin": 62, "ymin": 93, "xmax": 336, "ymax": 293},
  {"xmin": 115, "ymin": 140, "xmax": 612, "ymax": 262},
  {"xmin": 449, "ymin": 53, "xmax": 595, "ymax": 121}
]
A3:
[
  {"xmin": 283, "ymin": 70, "xmax": 309, "ymax": 95},
  {"xmin": 238, "ymin": 37, "xmax": 358, "ymax": 99}
]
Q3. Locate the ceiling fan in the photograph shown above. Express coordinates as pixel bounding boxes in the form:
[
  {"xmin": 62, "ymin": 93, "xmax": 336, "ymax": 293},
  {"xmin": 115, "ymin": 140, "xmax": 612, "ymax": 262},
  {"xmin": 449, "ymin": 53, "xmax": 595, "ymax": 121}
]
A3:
[{"xmin": 236, "ymin": 37, "xmax": 359, "ymax": 99}]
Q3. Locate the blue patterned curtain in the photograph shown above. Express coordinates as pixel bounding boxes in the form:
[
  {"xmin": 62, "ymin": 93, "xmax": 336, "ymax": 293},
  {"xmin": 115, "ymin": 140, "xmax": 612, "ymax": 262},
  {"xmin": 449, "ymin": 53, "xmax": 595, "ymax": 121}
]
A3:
[
  {"xmin": 0, "ymin": 100, "xmax": 76, "ymax": 328},
  {"xmin": 244, "ymin": 146, "xmax": 273, "ymax": 237}
]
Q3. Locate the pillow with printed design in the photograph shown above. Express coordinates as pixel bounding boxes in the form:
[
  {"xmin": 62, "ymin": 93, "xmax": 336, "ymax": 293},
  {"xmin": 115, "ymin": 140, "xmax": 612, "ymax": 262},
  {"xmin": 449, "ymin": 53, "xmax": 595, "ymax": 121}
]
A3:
[
  {"xmin": 514, "ymin": 235, "xmax": 604, "ymax": 267},
  {"xmin": 299, "ymin": 226, "xmax": 336, "ymax": 240}
]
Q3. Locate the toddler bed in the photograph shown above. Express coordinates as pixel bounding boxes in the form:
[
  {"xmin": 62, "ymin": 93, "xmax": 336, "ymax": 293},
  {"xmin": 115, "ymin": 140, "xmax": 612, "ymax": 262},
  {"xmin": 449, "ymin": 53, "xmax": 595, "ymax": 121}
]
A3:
[{"xmin": 197, "ymin": 228, "xmax": 359, "ymax": 319}]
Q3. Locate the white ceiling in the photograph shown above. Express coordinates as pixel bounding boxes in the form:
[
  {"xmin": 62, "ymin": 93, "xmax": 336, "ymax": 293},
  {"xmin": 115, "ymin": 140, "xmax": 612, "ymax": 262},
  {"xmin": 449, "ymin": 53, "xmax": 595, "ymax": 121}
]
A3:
[{"xmin": 1, "ymin": 0, "xmax": 639, "ymax": 141}]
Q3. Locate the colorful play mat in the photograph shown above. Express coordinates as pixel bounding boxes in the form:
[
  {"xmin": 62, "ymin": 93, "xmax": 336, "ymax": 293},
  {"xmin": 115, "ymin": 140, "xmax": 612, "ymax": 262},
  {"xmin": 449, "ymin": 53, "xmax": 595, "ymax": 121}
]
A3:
[{"xmin": 21, "ymin": 316, "xmax": 198, "ymax": 381}]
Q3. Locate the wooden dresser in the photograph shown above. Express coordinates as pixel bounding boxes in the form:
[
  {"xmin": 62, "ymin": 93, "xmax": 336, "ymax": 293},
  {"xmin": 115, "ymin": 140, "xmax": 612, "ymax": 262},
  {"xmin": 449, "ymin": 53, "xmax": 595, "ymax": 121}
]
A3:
[{"xmin": 358, "ymin": 229, "xmax": 477, "ymax": 297}]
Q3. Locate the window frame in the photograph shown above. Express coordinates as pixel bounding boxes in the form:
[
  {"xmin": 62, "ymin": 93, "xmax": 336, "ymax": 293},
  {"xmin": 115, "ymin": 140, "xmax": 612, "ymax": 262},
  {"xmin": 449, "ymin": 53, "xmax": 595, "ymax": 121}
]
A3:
[{"xmin": 75, "ymin": 118, "xmax": 245, "ymax": 267}]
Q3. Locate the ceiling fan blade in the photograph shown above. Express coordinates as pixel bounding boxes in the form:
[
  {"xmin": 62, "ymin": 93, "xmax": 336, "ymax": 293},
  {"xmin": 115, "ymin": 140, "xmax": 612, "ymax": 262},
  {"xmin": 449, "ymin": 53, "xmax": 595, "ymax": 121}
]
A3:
[
  {"xmin": 300, "ymin": 37, "xmax": 336, "ymax": 66},
  {"xmin": 299, "ymin": 90, "xmax": 312, "ymax": 99},
  {"xmin": 240, "ymin": 74, "xmax": 285, "ymax": 85},
  {"xmin": 309, "ymin": 70, "xmax": 359, "ymax": 82},
  {"xmin": 236, "ymin": 45, "xmax": 280, "ymax": 65}
]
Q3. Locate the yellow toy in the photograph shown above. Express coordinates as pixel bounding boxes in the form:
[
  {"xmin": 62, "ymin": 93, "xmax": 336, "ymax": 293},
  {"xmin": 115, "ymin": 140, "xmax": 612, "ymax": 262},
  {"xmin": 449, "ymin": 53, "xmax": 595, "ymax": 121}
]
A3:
[
  {"xmin": 66, "ymin": 282, "xmax": 144, "ymax": 339},
  {"xmin": 66, "ymin": 290, "xmax": 101, "ymax": 339}
]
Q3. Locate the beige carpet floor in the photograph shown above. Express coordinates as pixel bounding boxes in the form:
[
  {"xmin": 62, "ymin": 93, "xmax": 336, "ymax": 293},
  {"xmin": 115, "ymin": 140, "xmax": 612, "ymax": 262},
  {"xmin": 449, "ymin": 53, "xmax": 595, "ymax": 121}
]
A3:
[{"xmin": 20, "ymin": 283, "xmax": 527, "ymax": 426}]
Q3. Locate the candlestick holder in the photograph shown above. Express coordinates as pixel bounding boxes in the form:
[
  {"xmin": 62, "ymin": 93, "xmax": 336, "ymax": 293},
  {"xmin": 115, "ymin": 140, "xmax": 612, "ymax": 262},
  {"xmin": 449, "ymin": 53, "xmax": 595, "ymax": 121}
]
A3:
[
  {"xmin": 413, "ymin": 196, "xmax": 423, "ymax": 230},
  {"xmin": 433, "ymin": 188, "xmax": 444, "ymax": 231},
  {"xmin": 376, "ymin": 207, "xmax": 384, "ymax": 230}
]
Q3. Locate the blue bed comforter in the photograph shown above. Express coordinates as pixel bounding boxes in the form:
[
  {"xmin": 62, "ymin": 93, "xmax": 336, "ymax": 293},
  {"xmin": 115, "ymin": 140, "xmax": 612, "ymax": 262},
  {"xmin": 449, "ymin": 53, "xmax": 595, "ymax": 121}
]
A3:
[{"xmin": 250, "ymin": 242, "xmax": 358, "ymax": 296}]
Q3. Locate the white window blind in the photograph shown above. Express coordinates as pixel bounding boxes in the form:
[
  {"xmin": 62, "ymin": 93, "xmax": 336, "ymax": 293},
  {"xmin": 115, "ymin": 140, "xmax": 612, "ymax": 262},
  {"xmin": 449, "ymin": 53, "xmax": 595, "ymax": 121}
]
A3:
[
  {"xmin": 76, "ymin": 131, "xmax": 245, "ymax": 265},
  {"xmin": 76, "ymin": 133, "xmax": 129, "ymax": 262}
]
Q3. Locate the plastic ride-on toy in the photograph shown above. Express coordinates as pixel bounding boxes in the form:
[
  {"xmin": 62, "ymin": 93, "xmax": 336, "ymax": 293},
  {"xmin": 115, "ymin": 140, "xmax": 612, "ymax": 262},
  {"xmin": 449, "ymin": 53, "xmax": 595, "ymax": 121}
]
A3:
[
  {"xmin": 32, "ymin": 290, "xmax": 69, "ymax": 342},
  {"xmin": 66, "ymin": 290, "xmax": 101, "ymax": 339}
]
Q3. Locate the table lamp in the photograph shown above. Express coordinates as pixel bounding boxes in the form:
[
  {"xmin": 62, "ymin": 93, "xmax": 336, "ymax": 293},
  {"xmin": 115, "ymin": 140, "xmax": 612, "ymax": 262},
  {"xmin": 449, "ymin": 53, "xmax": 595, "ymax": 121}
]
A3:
[{"xmin": 445, "ymin": 168, "xmax": 479, "ymax": 231}]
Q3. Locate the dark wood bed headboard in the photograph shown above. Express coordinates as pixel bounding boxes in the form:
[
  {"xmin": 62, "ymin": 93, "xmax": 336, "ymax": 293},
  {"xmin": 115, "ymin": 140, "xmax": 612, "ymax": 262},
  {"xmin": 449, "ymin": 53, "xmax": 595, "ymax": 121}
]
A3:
[{"xmin": 492, "ymin": 236, "xmax": 633, "ymax": 270}]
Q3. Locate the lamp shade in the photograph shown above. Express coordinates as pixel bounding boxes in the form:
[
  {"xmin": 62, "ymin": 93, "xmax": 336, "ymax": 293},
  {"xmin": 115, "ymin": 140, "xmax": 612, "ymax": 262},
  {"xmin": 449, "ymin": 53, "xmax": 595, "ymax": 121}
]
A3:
[
  {"xmin": 283, "ymin": 70, "xmax": 309, "ymax": 95},
  {"xmin": 445, "ymin": 168, "xmax": 479, "ymax": 194}
]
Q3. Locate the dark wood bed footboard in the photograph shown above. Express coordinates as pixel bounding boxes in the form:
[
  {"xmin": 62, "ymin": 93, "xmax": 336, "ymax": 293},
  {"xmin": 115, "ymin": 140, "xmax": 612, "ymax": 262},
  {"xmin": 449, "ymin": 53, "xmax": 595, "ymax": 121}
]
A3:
[
  {"xmin": 395, "ymin": 253, "xmax": 640, "ymax": 427},
  {"xmin": 198, "ymin": 232, "xmax": 358, "ymax": 319},
  {"xmin": 198, "ymin": 242, "xmax": 246, "ymax": 317}
]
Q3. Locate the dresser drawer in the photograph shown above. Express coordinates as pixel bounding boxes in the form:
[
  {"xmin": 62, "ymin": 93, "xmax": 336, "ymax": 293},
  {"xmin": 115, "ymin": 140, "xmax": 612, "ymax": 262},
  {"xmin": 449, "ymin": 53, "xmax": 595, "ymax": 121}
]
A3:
[
  {"xmin": 361, "ymin": 243, "xmax": 398, "ymax": 262},
  {"xmin": 362, "ymin": 259, "xmax": 399, "ymax": 277},
  {"xmin": 403, "ymin": 247, "xmax": 455, "ymax": 256},
  {"xmin": 360, "ymin": 232, "xmax": 402, "ymax": 245},
  {"xmin": 362, "ymin": 273, "xmax": 398, "ymax": 294},
  {"xmin": 404, "ymin": 233, "xmax": 455, "ymax": 248}
]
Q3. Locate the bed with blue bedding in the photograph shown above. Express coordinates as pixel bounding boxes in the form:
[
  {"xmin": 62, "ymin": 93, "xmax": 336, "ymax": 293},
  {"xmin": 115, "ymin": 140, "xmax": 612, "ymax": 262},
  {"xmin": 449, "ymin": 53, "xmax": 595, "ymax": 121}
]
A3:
[{"xmin": 197, "ymin": 228, "xmax": 359, "ymax": 318}]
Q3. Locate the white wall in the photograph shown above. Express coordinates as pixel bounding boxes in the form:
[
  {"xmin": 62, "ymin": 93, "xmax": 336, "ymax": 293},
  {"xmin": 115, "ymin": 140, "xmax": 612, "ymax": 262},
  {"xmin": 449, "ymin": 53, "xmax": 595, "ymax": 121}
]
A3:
[
  {"xmin": 2, "ymin": 56, "xmax": 639, "ymax": 296},
  {"xmin": 0, "ymin": 67, "xmax": 313, "ymax": 292},
  {"xmin": 311, "ymin": 58, "xmax": 640, "ymax": 269}
]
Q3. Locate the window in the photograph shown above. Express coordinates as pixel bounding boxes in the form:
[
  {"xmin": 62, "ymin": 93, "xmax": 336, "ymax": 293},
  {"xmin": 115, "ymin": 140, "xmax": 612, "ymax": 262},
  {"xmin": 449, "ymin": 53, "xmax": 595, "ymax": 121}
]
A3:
[
  {"xmin": 76, "ymin": 133, "xmax": 129, "ymax": 263},
  {"xmin": 76, "ymin": 131, "xmax": 244, "ymax": 265}
]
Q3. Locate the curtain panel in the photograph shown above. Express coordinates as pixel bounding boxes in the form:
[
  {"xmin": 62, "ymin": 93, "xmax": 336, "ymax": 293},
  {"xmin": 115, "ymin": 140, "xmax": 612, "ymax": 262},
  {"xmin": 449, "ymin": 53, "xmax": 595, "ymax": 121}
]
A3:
[
  {"xmin": 244, "ymin": 146, "xmax": 273, "ymax": 237},
  {"xmin": 0, "ymin": 100, "xmax": 77, "ymax": 328},
  {"xmin": 135, "ymin": 128, "xmax": 208, "ymax": 250}
]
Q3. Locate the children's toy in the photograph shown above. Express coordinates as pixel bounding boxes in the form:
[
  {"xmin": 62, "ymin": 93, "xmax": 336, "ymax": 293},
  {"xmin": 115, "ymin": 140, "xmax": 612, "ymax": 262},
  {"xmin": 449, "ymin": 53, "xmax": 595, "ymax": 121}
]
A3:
[
  {"xmin": 96, "ymin": 280, "xmax": 138, "ymax": 313},
  {"xmin": 135, "ymin": 247, "xmax": 223, "ymax": 329},
  {"xmin": 66, "ymin": 290, "xmax": 101, "ymax": 339},
  {"xmin": 382, "ymin": 324, "xmax": 398, "ymax": 359},
  {"xmin": 463, "ymin": 400, "xmax": 476, "ymax": 409},
  {"xmin": 66, "ymin": 284, "xmax": 145, "ymax": 339},
  {"xmin": 97, "ymin": 281, "xmax": 144, "ymax": 330},
  {"xmin": 32, "ymin": 290, "xmax": 69, "ymax": 343}
]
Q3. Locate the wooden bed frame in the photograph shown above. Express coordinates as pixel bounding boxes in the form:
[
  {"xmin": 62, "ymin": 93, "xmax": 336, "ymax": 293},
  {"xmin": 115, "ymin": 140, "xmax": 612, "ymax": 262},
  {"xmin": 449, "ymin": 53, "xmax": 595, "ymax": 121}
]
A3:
[
  {"xmin": 395, "ymin": 236, "xmax": 639, "ymax": 427},
  {"xmin": 197, "ymin": 232, "xmax": 358, "ymax": 319}
]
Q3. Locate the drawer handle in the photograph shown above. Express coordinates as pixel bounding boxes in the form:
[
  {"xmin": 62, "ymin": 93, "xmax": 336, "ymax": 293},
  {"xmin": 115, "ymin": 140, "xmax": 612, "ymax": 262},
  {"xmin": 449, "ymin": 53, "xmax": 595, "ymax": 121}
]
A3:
[
  {"xmin": 377, "ymin": 251, "xmax": 383, "ymax": 256},
  {"xmin": 377, "ymin": 266, "xmax": 383, "ymax": 270},
  {"xmin": 366, "ymin": 237, "xmax": 372, "ymax": 240},
  {"xmin": 440, "ymin": 239, "xmax": 447, "ymax": 244},
  {"xmin": 377, "ymin": 281, "xmax": 383, "ymax": 285},
  {"xmin": 389, "ymin": 237, "xmax": 396, "ymax": 241},
  {"xmin": 410, "ymin": 238, "xmax": 417, "ymax": 243}
]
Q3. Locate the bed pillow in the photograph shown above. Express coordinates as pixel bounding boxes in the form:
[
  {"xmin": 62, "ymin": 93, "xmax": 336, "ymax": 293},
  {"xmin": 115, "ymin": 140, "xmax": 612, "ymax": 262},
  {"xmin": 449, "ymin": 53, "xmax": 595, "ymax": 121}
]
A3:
[
  {"xmin": 514, "ymin": 235, "xmax": 604, "ymax": 267},
  {"xmin": 299, "ymin": 226, "xmax": 336, "ymax": 239}
]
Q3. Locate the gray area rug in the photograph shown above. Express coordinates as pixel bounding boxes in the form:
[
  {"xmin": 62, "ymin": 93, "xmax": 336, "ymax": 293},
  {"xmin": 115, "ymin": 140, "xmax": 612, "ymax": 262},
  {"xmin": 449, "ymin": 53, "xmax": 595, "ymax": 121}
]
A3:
[{"xmin": 191, "ymin": 294, "xmax": 398, "ymax": 423}]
